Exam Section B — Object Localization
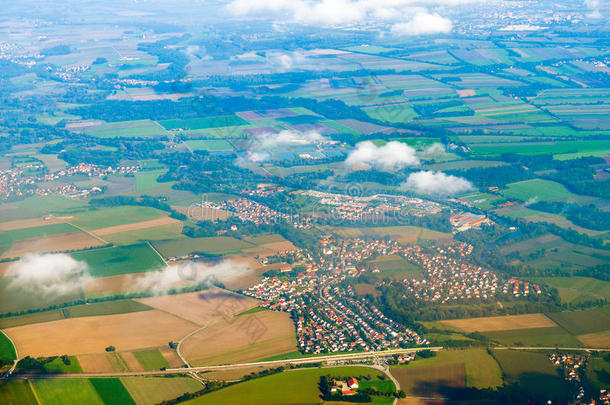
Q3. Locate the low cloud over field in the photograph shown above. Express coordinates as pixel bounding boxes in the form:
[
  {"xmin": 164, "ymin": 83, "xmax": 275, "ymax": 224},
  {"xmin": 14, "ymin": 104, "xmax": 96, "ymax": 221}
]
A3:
[
  {"xmin": 391, "ymin": 12, "xmax": 453, "ymax": 35},
  {"xmin": 345, "ymin": 140, "xmax": 420, "ymax": 170},
  {"xmin": 6, "ymin": 253, "xmax": 92, "ymax": 296},
  {"xmin": 131, "ymin": 260, "xmax": 251, "ymax": 295},
  {"xmin": 237, "ymin": 129, "xmax": 328, "ymax": 165},
  {"xmin": 403, "ymin": 170, "xmax": 474, "ymax": 194}
]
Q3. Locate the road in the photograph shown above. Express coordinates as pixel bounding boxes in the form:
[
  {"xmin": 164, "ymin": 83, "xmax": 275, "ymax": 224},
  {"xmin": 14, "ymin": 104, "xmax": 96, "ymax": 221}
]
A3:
[{"xmin": 13, "ymin": 347, "xmax": 443, "ymax": 379}]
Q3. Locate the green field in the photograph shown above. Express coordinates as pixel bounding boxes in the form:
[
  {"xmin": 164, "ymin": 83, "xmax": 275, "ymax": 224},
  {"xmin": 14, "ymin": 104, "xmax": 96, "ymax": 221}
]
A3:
[
  {"xmin": 535, "ymin": 277, "xmax": 610, "ymax": 304},
  {"xmin": 390, "ymin": 348, "xmax": 502, "ymax": 390},
  {"xmin": 83, "ymin": 120, "xmax": 166, "ymax": 139},
  {"xmin": 501, "ymin": 179, "xmax": 577, "ymax": 202},
  {"xmin": 588, "ymin": 354, "xmax": 610, "ymax": 391},
  {"xmin": 5, "ymin": 223, "xmax": 79, "ymax": 241},
  {"xmin": 0, "ymin": 276, "xmax": 84, "ymax": 315},
  {"xmin": 134, "ymin": 170, "xmax": 174, "ymax": 192},
  {"xmin": 121, "ymin": 376, "xmax": 202, "ymax": 405},
  {"xmin": 103, "ymin": 223, "xmax": 185, "ymax": 246},
  {"xmin": 181, "ymin": 366, "xmax": 389, "ymax": 405},
  {"xmin": 72, "ymin": 206, "xmax": 165, "ymax": 230},
  {"xmin": 184, "ymin": 139, "xmax": 234, "ymax": 152},
  {"xmin": 366, "ymin": 255, "xmax": 424, "ymax": 279},
  {"xmin": 546, "ymin": 308, "xmax": 610, "ymax": 335},
  {"xmin": 491, "ymin": 349, "xmax": 567, "ymax": 401},
  {"xmin": 71, "ymin": 243, "xmax": 165, "ymax": 277},
  {"xmin": 0, "ymin": 300, "xmax": 151, "ymax": 328},
  {"xmin": 132, "ymin": 349, "xmax": 169, "ymax": 371},
  {"xmin": 90, "ymin": 378, "xmax": 136, "ymax": 405},
  {"xmin": 43, "ymin": 356, "xmax": 83, "ymax": 374},
  {"xmin": 153, "ymin": 236, "xmax": 255, "ymax": 258},
  {"xmin": 0, "ymin": 330, "xmax": 16, "ymax": 361},
  {"xmin": 160, "ymin": 115, "xmax": 247, "ymax": 130},
  {"xmin": 0, "ymin": 195, "xmax": 88, "ymax": 222},
  {"xmin": 0, "ymin": 380, "xmax": 38, "ymax": 405},
  {"xmin": 31, "ymin": 379, "xmax": 104, "ymax": 405},
  {"xmin": 483, "ymin": 327, "xmax": 582, "ymax": 347}
]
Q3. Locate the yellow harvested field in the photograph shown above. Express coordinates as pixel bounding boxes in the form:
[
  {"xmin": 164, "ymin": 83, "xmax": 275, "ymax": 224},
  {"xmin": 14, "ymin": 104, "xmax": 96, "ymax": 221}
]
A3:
[
  {"xmin": 3, "ymin": 310, "xmax": 198, "ymax": 357},
  {"xmin": 0, "ymin": 216, "xmax": 72, "ymax": 231},
  {"xmin": 258, "ymin": 241, "xmax": 297, "ymax": 253},
  {"xmin": 92, "ymin": 216, "xmax": 180, "ymax": 236},
  {"xmin": 77, "ymin": 353, "xmax": 115, "ymax": 373},
  {"xmin": 182, "ymin": 310, "xmax": 296, "ymax": 366},
  {"xmin": 2, "ymin": 232, "xmax": 104, "ymax": 258},
  {"xmin": 457, "ymin": 89, "xmax": 476, "ymax": 97},
  {"xmin": 135, "ymin": 288, "xmax": 257, "ymax": 326},
  {"xmin": 439, "ymin": 313, "xmax": 557, "ymax": 333},
  {"xmin": 577, "ymin": 331, "xmax": 610, "ymax": 348},
  {"xmin": 85, "ymin": 273, "xmax": 139, "ymax": 295}
]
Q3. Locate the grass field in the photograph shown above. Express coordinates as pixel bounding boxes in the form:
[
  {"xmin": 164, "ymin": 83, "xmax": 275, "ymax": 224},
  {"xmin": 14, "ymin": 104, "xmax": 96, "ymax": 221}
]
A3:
[
  {"xmin": 102, "ymin": 223, "xmax": 185, "ymax": 246},
  {"xmin": 588, "ymin": 354, "xmax": 610, "ymax": 390},
  {"xmin": 153, "ymin": 236, "xmax": 255, "ymax": 258},
  {"xmin": 483, "ymin": 327, "xmax": 582, "ymax": 347},
  {"xmin": 90, "ymin": 378, "xmax": 136, "ymax": 405},
  {"xmin": 546, "ymin": 308, "xmax": 610, "ymax": 335},
  {"xmin": 366, "ymin": 255, "xmax": 424, "ymax": 279},
  {"xmin": 71, "ymin": 243, "xmax": 165, "ymax": 277},
  {"xmin": 120, "ymin": 376, "xmax": 202, "ymax": 405},
  {"xmin": 132, "ymin": 349, "xmax": 169, "ymax": 371},
  {"xmin": 42, "ymin": 356, "xmax": 83, "ymax": 373},
  {"xmin": 491, "ymin": 349, "xmax": 568, "ymax": 401},
  {"xmin": 31, "ymin": 379, "xmax": 104, "ymax": 405},
  {"xmin": 0, "ymin": 380, "xmax": 38, "ymax": 405},
  {"xmin": 501, "ymin": 179, "xmax": 577, "ymax": 202},
  {"xmin": 0, "ymin": 330, "xmax": 16, "ymax": 361},
  {"xmin": 160, "ymin": 115, "xmax": 247, "ymax": 130},
  {"xmin": 184, "ymin": 139, "xmax": 234, "ymax": 152},
  {"xmin": 534, "ymin": 277, "xmax": 610, "ymax": 304},
  {"xmin": 0, "ymin": 195, "xmax": 88, "ymax": 222},
  {"xmin": 3, "ymin": 222, "xmax": 79, "ymax": 241},
  {"xmin": 391, "ymin": 348, "xmax": 502, "ymax": 390},
  {"xmin": 182, "ymin": 366, "xmax": 387, "ymax": 405},
  {"xmin": 72, "ymin": 206, "xmax": 165, "ymax": 231}
]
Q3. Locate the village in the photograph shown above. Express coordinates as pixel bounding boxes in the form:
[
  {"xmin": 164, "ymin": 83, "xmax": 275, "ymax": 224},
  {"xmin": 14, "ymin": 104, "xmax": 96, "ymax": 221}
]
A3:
[
  {"xmin": 243, "ymin": 235, "xmax": 541, "ymax": 355},
  {"xmin": 0, "ymin": 162, "xmax": 139, "ymax": 200}
]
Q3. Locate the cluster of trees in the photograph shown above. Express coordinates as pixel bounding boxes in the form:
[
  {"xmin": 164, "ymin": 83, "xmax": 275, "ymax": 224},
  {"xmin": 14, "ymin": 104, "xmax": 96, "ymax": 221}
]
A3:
[
  {"xmin": 529, "ymin": 201, "xmax": 610, "ymax": 231},
  {"xmin": 14, "ymin": 355, "xmax": 71, "ymax": 374}
]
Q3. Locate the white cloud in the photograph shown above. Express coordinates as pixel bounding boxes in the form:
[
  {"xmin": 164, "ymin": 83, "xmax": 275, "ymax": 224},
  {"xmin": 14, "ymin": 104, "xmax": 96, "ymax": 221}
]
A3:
[
  {"xmin": 345, "ymin": 140, "xmax": 420, "ymax": 170},
  {"xmin": 585, "ymin": 0, "xmax": 602, "ymax": 18},
  {"xmin": 260, "ymin": 129, "xmax": 328, "ymax": 147},
  {"xmin": 391, "ymin": 12, "xmax": 453, "ymax": 35},
  {"xmin": 6, "ymin": 253, "xmax": 92, "ymax": 297},
  {"xmin": 224, "ymin": 0, "xmax": 475, "ymax": 29},
  {"xmin": 422, "ymin": 142, "xmax": 448, "ymax": 158},
  {"xmin": 403, "ymin": 170, "xmax": 474, "ymax": 194},
  {"xmin": 131, "ymin": 261, "xmax": 251, "ymax": 295}
]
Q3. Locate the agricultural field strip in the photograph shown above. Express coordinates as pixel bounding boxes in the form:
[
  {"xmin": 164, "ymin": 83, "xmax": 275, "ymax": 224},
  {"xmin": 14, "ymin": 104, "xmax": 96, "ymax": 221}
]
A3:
[{"xmin": 13, "ymin": 346, "xmax": 610, "ymax": 379}]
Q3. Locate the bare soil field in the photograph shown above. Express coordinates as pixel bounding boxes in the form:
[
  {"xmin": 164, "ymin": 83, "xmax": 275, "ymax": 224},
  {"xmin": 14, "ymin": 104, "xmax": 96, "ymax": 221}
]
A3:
[
  {"xmin": 159, "ymin": 346, "xmax": 183, "ymax": 368},
  {"xmin": 182, "ymin": 310, "xmax": 297, "ymax": 366},
  {"xmin": 577, "ymin": 331, "xmax": 610, "ymax": 348},
  {"xmin": 84, "ymin": 273, "xmax": 141, "ymax": 296},
  {"xmin": 440, "ymin": 313, "xmax": 557, "ymax": 333},
  {"xmin": 92, "ymin": 216, "xmax": 180, "ymax": 236},
  {"xmin": 3, "ymin": 310, "xmax": 198, "ymax": 357},
  {"xmin": 2, "ymin": 233, "xmax": 104, "ymax": 258},
  {"xmin": 257, "ymin": 240, "xmax": 297, "ymax": 253},
  {"xmin": 135, "ymin": 289, "xmax": 257, "ymax": 326}
]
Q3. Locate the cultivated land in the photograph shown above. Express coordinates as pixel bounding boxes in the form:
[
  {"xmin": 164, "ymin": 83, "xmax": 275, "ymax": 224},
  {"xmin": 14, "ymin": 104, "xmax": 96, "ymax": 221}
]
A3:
[
  {"xmin": 439, "ymin": 313, "xmax": 557, "ymax": 333},
  {"xmin": 30, "ymin": 379, "xmax": 105, "ymax": 405},
  {"xmin": 3, "ymin": 310, "xmax": 197, "ymax": 357},
  {"xmin": 120, "ymin": 377, "xmax": 202, "ymax": 405},
  {"xmin": 182, "ymin": 310, "xmax": 297, "ymax": 366},
  {"xmin": 181, "ymin": 366, "xmax": 387, "ymax": 405},
  {"xmin": 135, "ymin": 289, "xmax": 258, "ymax": 326},
  {"xmin": 0, "ymin": 380, "xmax": 38, "ymax": 405}
]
